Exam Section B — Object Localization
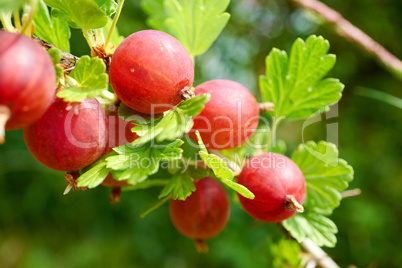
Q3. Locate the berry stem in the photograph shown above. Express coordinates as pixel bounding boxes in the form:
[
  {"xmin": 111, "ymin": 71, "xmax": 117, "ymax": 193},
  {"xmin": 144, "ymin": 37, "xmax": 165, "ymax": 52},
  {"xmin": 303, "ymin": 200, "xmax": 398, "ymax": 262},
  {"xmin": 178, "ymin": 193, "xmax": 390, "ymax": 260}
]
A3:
[
  {"xmin": 21, "ymin": 0, "xmax": 38, "ymax": 37},
  {"xmin": 109, "ymin": 187, "xmax": 122, "ymax": 205},
  {"xmin": 0, "ymin": 105, "xmax": 11, "ymax": 144},
  {"xmin": 285, "ymin": 194, "xmax": 304, "ymax": 213},
  {"xmin": 14, "ymin": 10, "xmax": 22, "ymax": 31},
  {"xmin": 195, "ymin": 239, "xmax": 209, "ymax": 253},
  {"xmin": 266, "ymin": 117, "xmax": 282, "ymax": 152},
  {"xmin": 105, "ymin": 0, "xmax": 125, "ymax": 49}
]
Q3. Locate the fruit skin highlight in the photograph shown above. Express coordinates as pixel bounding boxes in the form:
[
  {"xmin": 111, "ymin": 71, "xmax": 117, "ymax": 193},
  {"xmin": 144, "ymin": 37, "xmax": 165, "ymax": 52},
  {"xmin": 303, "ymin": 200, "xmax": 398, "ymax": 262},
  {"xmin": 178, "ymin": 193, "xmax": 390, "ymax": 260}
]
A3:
[
  {"xmin": 109, "ymin": 30, "xmax": 194, "ymax": 114},
  {"xmin": 23, "ymin": 97, "xmax": 108, "ymax": 172},
  {"xmin": 237, "ymin": 153, "xmax": 306, "ymax": 223},
  {"xmin": 170, "ymin": 177, "xmax": 230, "ymax": 252},
  {"xmin": 0, "ymin": 31, "xmax": 56, "ymax": 142},
  {"xmin": 189, "ymin": 79, "xmax": 259, "ymax": 150}
]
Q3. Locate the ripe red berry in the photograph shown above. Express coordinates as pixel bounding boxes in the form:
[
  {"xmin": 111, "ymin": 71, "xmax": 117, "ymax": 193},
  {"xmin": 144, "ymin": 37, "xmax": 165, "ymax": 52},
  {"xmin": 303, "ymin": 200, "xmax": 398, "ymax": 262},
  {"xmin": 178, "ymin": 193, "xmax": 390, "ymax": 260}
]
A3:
[
  {"xmin": 0, "ymin": 31, "xmax": 56, "ymax": 143},
  {"xmin": 23, "ymin": 97, "xmax": 108, "ymax": 172},
  {"xmin": 189, "ymin": 79, "xmax": 259, "ymax": 150},
  {"xmin": 237, "ymin": 153, "xmax": 306, "ymax": 222},
  {"xmin": 170, "ymin": 177, "xmax": 230, "ymax": 252},
  {"xmin": 101, "ymin": 108, "xmax": 139, "ymax": 188},
  {"xmin": 103, "ymin": 109, "xmax": 139, "ymax": 155},
  {"xmin": 109, "ymin": 30, "xmax": 194, "ymax": 114}
]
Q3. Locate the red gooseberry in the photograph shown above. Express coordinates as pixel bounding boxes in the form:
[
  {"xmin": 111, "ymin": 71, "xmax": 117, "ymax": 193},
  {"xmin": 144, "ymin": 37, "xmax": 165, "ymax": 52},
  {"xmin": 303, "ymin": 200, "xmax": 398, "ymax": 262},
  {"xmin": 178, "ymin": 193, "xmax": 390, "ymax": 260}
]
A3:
[
  {"xmin": 109, "ymin": 30, "xmax": 194, "ymax": 114},
  {"xmin": 101, "ymin": 107, "xmax": 139, "ymax": 188},
  {"xmin": 0, "ymin": 31, "xmax": 56, "ymax": 143},
  {"xmin": 169, "ymin": 177, "xmax": 230, "ymax": 252},
  {"xmin": 23, "ymin": 97, "xmax": 108, "ymax": 172},
  {"xmin": 237, "ymin": 153, "xmax": 306, "ymax": 222},
  {"xmin": 189, "ymin": 79, "xmax": 259, "ymax": 150}
]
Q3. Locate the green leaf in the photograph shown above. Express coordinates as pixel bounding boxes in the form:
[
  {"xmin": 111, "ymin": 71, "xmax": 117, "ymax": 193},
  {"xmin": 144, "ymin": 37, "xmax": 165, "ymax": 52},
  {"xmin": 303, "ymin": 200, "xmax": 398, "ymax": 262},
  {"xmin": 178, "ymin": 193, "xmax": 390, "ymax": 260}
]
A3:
[
  {"xmin": 141, "ymin": 0, "xmax": 168, "ymax": 32},
  {"xmin": 94, "ymin": 0, "xmax": 117, "ymax": 16},
  {"xmin": 283, "ymin": 211, "xmax": 338, "ymax": 247},
  {"xmin": 47, "ymin": 47, "xmax": 63, "ymax": 81},
  {"xmin": 282, "ymin": 141, "xmax": 354, "ymax": 247},
  {"xmin": 131, "ymin": 94, "xmax": 210, "ymax": 145},
  {"xmin": 269, "ymin": 238, "xmax": 302, "ymax": 268},
  {"xmin": 105, "ymin": 139, "xmax": 183, "ymax": 185},
  {"xmin": 292, "ymin": 141, "xmax": 354, "ymax": 211},
  {"xmin": 44, "ymin": 0, "xmax": 108, "ymax": 29},
  {"xmin": 195, "ymin": 131, "xmax": 255, "ymax": 199},
  {"xmin": 33, "ymin": 0, "xmax": 71, "ymax": 52},
  {"xmin": 164, "ymin": 0, "xmax": 231, "ymax": 57},
  {"xmin": 0, "ymin": 0, "xmax": 28, "ymax": 13},
  {"xmin": 140, "ymin": 194, "xmax": 171, "ymax": 218},
  {"xmin": 159, "ymin": 173, "xmax": 195, "ymax": 200},
  {"xmin": 259, "ymin": 35, "xmax": 344, "ymax": 120},
  {"xmin": 57, "ymin": 56, "xmax": 108, "ymax": 102},
  {"xmin": 76, "ymin": 159, "xmax": 111, "ymax": 188}
]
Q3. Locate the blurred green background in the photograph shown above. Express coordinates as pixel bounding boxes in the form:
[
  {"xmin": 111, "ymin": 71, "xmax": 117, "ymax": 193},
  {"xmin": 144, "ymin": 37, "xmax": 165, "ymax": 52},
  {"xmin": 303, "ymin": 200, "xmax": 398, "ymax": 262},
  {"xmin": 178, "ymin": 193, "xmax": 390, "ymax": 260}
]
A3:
[{"xmin": 1, "ymin": 0, "xmax": 401, "ymax": 267}]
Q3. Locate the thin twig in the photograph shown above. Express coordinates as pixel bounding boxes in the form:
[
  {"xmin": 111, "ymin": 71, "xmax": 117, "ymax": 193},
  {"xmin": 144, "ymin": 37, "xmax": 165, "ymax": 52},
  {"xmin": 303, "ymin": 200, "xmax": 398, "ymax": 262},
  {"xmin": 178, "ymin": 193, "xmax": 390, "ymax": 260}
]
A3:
[
  {"xmin": 301, "ymin": 238, "xmax": 340, "ymax": 268},
  {"xmin": 290, "ymin": 0, "xmax": 402, "ymax": 79}
]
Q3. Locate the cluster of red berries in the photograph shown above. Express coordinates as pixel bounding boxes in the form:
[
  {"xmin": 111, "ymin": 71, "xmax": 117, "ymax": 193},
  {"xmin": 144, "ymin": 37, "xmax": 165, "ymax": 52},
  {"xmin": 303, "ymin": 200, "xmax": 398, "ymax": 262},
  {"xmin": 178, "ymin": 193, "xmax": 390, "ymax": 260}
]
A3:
[{"xmin": 0, "ymin": 29, "xmax": 306, "ymax": 251}]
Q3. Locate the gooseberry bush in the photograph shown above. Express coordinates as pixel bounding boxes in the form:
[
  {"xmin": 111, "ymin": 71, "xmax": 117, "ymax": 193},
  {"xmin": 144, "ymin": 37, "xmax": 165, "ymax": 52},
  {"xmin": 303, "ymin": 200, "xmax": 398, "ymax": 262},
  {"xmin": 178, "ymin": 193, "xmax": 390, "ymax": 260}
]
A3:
[{"xmin": 0, "ymin": 0, "xmax": 354, "ymax": 265}]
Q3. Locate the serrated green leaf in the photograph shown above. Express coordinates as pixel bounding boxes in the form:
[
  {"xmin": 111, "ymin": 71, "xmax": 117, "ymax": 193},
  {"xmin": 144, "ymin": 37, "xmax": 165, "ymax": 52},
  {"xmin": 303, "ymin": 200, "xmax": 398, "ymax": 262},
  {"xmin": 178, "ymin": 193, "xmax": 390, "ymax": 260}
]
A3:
[
  {"xmin": 76, "ymin": 162, "xmax": 111, "ymax": 188},
  {"xmin": 140, "ymin": 194, "xmax": 171, "ymax": 218},
  {"xmin": 33, "ymin": 0, "xmax": 71, "ymax": 52},
  {"xmin": 0, "ymin": 0, "xmax": 27, "ymax": 13},
  {"xmin": 164, "ymin": 0, "xmax": 231, "ymax": 57},
  {"xmin": 57, "ymin": 56, "xmax": 108, "ymax": 102},
  {"xmin": 159, "ymin": 173, "xmax": 195, "ymax": 200},
  {"xmin": 44, "ymin": 0, "xmax": 108, "ymax": 30},
  {"xmin": 283, "ymin": 211, "xmax": 338, "ymax": 247},
  {"xmin": 94, "ymin": 0, "xmax": 117, "ymax": 16},
  {"xmin": 260, "ymin": 35, "xmax": 344, "ymax": 120},
  {"xmin": 47, "ymin": 47, "xmax": 63, "ymax": 81},
  {"xmin": 131, "ymin": 94, "xmax": 209, "ymax": 145},
  {"xmin": 105, "ymin": 139, "xmax": 183, "ymax": 185},
  {"xmin": 195, "ymin": 131, "xmax": 254, "ymax": 199},
  {"xmin": 292, "ymin": 141, "xmax": 354, "ymax": 211}
]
